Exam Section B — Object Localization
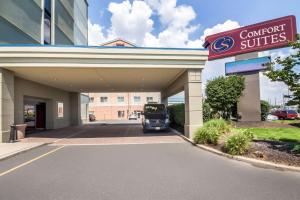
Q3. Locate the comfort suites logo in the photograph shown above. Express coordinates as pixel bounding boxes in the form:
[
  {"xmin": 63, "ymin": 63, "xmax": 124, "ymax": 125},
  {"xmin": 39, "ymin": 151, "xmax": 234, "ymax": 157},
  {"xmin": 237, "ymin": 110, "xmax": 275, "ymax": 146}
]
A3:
[{"xmin": 211, "ymin": 36, "xmax": 235, "ymax": 53}]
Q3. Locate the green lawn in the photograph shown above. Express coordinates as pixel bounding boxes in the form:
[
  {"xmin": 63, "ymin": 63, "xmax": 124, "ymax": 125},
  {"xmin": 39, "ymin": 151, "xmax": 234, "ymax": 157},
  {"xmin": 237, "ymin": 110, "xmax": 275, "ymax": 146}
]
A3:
[
  {"xmin": 272, "ymin": 120, "xmax": 300, "ymax": 124},
  {"xmin": 246, "ymin": 128, "xmax": 300, "ymax": 143}
]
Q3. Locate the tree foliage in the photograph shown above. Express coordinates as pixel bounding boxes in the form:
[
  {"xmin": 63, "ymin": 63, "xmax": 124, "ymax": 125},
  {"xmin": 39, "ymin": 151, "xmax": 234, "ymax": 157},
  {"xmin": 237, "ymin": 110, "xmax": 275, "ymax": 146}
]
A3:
[
  {"xmin": 206, "ymin": 75, "xmax": 245, "ymax": 119},
  {"xmin": 260, "ymin": 100, "xmax": 270, "ymax": 121},
  {"xmin": 265, "ymin": 34, "xmax": 300, "ymax": 106}
]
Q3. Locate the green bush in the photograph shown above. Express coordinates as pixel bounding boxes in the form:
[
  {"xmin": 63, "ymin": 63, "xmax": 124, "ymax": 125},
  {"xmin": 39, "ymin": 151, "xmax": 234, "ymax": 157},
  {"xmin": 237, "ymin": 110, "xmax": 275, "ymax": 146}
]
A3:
[
  {"xmin": 168, "ymin": 104, "xmax": 185, "ymax": 127},
  {"xmin": 203, "ymin": 101, "xmax": 212, "ymax": 122},
  {"xmin": 193, "ymin": 119, "xmax": 230, "ymax": 145},
  {"xmin": 225, "ymin": 129, "xmax": 254, "ymax": 155},
  {"xmin": 261, "ymin": 100, "xmax": 270, "ymax": 121},
  {"xmin": 204, "ymin": 119, "xmax": 231, "ymax": 134}
]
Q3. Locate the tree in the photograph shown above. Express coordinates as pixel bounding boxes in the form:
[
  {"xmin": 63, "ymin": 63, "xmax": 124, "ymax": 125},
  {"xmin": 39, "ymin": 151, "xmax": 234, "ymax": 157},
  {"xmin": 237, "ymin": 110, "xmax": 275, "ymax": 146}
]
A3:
[
  {"xmin": 206, "ymin": 75, "xmax": 245, "ymax": 119},
  {"xmin": 265, "ymin": 34, "xmax": 300, "ymax": 106},
  {"xmin": 203, "ymin": 101, "xmax": 212, "ymax": 122},
  {"xmin": 260, "ymin": 100, "xmax": 270, "ymax": 121}
]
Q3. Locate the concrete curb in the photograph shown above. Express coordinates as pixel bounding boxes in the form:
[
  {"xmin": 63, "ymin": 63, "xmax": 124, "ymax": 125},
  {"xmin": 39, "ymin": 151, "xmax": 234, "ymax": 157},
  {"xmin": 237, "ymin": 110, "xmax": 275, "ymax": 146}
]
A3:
[
  {"xmin": 0, "ymin": 143, "xmax": 47, "ymax": 161},
  {"xmin": 170, "ymin": 128, "xmax": 300, "ymax": 173}
]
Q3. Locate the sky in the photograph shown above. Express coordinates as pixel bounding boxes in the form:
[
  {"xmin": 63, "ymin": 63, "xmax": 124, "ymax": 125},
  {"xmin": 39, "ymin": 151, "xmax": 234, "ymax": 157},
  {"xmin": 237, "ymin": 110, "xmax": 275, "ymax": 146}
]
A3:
[{"xmin": 87, "ymin": 0, "xmax": 300, "ymax": 105}]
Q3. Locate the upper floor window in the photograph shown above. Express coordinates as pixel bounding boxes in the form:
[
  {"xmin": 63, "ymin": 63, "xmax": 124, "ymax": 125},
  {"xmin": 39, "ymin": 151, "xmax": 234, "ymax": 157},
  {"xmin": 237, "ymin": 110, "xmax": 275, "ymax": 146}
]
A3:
[
  {"xmin": 117, "ymin": 96, "xmax": 124, "ymax": 103},
  {"xmin": 134, "ymin": 96, "xmax": 141, "ymax": 103},
  {"xmin": 100, "ymin": 97, "xmax": 108, "ymax": 103},
  {"xmin": 89, "ymin": 97, "xmax": 94, "ymax": 103},
  {"xmin": 44, "ymin": 0, "xmax": 51, "ymax": 14},
  {"xmin": 44, "ymin": 0, "xmax": 51, "ymax": 44},
  {"xmin": 146, "ymin": 97, "xmax": 153, "ymax": 103}
]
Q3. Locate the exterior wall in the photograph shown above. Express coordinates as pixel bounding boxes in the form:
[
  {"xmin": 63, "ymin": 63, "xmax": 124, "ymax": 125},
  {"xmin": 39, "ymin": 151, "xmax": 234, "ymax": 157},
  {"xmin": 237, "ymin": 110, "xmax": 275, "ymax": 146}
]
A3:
[
  {"xmin": 0, "ymin": 69, "xmax": 14, "ymax": 142},
  {"xmin": 14, "ymin": 77, "xmax": 71, "ymax": 130},
  {"xmin": 0, "ymin": 0, "xmax": 43, "ymax": 44},
  {"xmin": 55, "ymin": 0, "xmax": 88, "ymax": 45},
  {"xmin": 0, "ymin": 0, "xmax": 88, "ymax": 45},
  {"xmin": 89, "ymin": 92, "xmax": 161, "ymax": 120}
]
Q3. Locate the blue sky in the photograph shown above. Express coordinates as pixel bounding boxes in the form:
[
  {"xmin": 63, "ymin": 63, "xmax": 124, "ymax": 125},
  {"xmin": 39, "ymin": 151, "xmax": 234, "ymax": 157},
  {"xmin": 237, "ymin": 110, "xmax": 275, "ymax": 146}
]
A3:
[
  {"xmin": 87, "ymin": 0, "xmax": 300, "ymax": 105},
  {"xmin": 88, "ymin": 0, "xmax": 300, "ymax": 40}
]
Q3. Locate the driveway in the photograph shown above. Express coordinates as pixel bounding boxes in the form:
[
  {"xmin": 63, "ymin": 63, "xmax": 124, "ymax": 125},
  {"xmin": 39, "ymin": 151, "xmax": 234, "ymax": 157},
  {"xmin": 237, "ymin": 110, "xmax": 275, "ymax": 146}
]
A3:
[
  {"xmin": 0, "ymin": 142, "xmax": 300, "ymax": 200},
  {"xmin": 21, "ymin": 123, "xmax": 185, "ymax": 145}
]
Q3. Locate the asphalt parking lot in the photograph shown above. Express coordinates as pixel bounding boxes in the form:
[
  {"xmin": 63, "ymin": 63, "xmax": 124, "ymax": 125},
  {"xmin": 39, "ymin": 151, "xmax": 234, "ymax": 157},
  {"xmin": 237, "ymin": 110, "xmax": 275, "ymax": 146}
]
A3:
[{"xmin": 0, "ymin": 124, "xmax": 299, "ymax": 200}]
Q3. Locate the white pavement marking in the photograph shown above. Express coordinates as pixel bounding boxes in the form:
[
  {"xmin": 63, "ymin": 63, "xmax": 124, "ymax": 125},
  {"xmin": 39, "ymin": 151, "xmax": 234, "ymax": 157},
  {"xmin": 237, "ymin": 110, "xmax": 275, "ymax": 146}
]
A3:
[{"xmin": 0, "ymin": 146, "xmax": 65, "ymax": 177}]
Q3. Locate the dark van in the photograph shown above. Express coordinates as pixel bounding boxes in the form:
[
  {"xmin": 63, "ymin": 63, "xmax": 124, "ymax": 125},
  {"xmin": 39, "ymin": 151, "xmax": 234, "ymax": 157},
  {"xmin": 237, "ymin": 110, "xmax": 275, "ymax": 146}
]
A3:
[{"xmin": 142, "ymin": 104, "xmax": 169, "ymax": 132}]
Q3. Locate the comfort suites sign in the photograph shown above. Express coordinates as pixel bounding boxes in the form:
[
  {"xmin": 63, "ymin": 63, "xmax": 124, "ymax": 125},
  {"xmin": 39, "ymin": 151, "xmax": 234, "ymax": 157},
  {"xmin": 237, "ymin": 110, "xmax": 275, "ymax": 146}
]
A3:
[{"xmin": 205, "ymin": 16, "xmax": 297, "ymax": 60}]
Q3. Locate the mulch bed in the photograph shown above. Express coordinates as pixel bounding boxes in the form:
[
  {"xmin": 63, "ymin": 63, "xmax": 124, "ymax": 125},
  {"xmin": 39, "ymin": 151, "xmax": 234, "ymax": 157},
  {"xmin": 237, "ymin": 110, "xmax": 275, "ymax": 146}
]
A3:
[
  {"xmin": 245, "ymin": 140, "xmax": 300, "ymax": 167},
  {"xmin": 205, "ymin": 141, "xmax": 300, "ymax": 167},
  {"xmin": 173, "ymin": 122, "xmax": 300, "ymax": 167}
]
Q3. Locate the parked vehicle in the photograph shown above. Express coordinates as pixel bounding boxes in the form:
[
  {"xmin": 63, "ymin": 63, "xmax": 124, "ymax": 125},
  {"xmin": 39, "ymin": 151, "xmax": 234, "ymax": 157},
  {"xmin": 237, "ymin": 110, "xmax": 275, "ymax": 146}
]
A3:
[
  {"xmin": 142, "ymin": 104, "xmax": 169, "ymax": 132},
  {"xmin": 129, "ymin": 113, "xmax": 138, "ymax": 120},
  {"xmin": 89, "ymin": 114, "xmax": 96, "ymax": 121},
  {"xmin": 266, "ymin": 113, "xmax": 278, "ymax": 121},
  {"xmin": 272, "ymin": 110, "xmax": 298, "ymax": 120}
]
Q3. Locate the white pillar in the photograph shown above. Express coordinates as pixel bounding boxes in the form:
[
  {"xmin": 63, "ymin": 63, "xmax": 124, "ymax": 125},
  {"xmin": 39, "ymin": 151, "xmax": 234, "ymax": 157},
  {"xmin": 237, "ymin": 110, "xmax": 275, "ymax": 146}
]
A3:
[
  {"xmin": 161, "ymin": 92, "xmax": 168, "ymax": 106},
  {"xmin": 184, "ymin": 69, "xmax": 203, "ymax": 139},
  {"xmin": 0, "ymin": 68, "xmax": 14, "ymax": 142}
]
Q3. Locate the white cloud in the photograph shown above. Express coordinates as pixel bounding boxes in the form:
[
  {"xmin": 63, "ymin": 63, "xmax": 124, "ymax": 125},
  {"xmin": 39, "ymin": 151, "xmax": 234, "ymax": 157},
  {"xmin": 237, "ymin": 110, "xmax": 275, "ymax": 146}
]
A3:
[
  {"xmin": 88, "ymin": 20, "xmax": 107, "ymax": 45},
  {"xmin": 107, "ymin": 0, "xmax": 154, "ymax": 44},
  {"xmin": 260, "ymin": 73, "xmax": 288, "ymax": 105},
  {"xmin": 187, "ymin": 20, "xmax": 240, "ymax": 48},
  {"xmin": 143, "ymin": 0, "xmax": 198, "ymax": 47}
]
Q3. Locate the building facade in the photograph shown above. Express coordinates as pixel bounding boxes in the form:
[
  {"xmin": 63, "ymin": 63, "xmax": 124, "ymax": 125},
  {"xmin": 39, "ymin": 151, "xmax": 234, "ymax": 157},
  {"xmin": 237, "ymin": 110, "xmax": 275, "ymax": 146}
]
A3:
[
  {"xmin": 0, "ymin": 3, "xmax": 207, "ymax": 142},
  {"xmin": 0, "ymin": 0, "xmax": 88, "ymax": 45},
  {"xmin": 88, "ymin": 92, "xmax": 161, "ymax": 120}
]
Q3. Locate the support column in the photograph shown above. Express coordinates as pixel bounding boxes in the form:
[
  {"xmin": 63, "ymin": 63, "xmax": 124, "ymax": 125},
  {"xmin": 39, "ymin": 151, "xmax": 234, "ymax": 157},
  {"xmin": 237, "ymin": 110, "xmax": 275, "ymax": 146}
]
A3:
[
  {"xmin": 161, "ymin": 92, "xmax": 168, "ymax": 106},
  {"xmin": 0, "ymin": 69, "xmax": 14, "ymax": 143},
  {"xmin": 70, "ymin": 92, "xmax": 82, "ymax": 126},
  {"xmin": 184, "ymin": 69, "xmax": 203, "ymax": 139},
  {"xmin": 235, "ymin": 52, "xmax": 261, "ymax": 121}
]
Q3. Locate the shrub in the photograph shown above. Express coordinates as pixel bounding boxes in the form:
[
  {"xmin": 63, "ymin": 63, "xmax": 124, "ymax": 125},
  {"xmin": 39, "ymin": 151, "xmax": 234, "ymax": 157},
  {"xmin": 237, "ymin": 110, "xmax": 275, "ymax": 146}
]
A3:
[
  {"xmin": 193, "ymin": 119, "xmax": 230, "ymax": 145},
  {"xmin": 225, "ymin": 129, "xmax": 254, "ymax": 155},
  {"xmin": 204, "ymin": 119, "xmax": 231, "ymax": 134},
  {"xmin": 261, "ymin": 100, "xmax": 270, "ymax": 121},
  {"xmin": 203, "ymin": 101, "xmax": 212, "ymax": 122},
  {"xmin": 168, "ymin": 104, "xmax": 185, "ymax": 127},
  {"xmin": 194, "ymin": 126, "xmax": 220, "ymax": 145}
]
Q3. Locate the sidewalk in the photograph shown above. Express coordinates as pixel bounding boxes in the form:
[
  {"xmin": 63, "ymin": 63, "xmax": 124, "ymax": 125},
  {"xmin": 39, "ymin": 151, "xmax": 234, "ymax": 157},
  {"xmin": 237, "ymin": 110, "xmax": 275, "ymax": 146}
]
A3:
[{"xmin": 0, "ymin": 142, "xmax": 45, "ymax": 161}]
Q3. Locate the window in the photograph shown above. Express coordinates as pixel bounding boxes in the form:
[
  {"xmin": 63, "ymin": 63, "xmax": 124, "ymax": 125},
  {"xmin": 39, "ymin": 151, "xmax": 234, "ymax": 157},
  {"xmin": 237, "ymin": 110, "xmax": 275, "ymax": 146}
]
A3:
[
  {"xmin": 118, "ymin": 111, "xmax": 125, "ymax": 118},
  {"xmin": 44, "ymin": 0, "xmax": 51, "ymax": 44},
  {"xmin": 44, "ymin": 0, "xmax": 52, "ymax": 14},
  {"xmin": 57, "ymin": 102, "xmax": 64, "ymax": 118},
  {"xmin": 117, "ymin": 96, "xmax": 124, "ymax": 103},
  {"xmin": 134, "ymin": 96, "xmax": 141, "ymax": 103},
  {"xmin": 89, "ymin": 97, "xmax": 94, "ymax": 103},
  {"xmin": 100, "ymin": 97, "xmax": 108, "ymax": 103},
  {"xmin": 146, "ymin": 97, "xmax": 153, "ymax": 103}
]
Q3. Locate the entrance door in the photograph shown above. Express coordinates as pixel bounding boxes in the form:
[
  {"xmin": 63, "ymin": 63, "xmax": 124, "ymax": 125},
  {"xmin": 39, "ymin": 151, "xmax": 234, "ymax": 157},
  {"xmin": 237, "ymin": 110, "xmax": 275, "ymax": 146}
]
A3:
[{"xmin": 36, "ymin": 103, "xmax": 46, "ymax": 129}]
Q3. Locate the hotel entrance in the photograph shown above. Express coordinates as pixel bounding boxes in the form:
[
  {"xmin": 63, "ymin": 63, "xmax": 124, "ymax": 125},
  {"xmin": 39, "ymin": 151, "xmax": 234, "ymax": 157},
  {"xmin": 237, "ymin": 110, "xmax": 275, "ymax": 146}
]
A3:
[{"xmin": 24, "ymin": 98, "xmax": 46, "ymax": 133}]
